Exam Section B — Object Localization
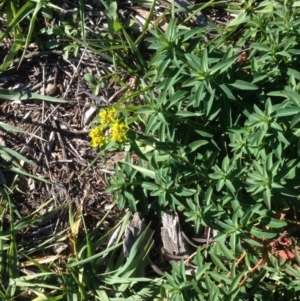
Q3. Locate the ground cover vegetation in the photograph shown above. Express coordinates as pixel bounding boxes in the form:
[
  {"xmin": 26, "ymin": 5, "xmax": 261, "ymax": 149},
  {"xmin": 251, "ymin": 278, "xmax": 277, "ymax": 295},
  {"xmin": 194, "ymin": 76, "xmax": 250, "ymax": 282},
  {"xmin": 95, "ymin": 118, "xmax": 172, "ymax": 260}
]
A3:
[{"xmin": 1, "ymin": 0, "xmax": 300, "ymax": 300}]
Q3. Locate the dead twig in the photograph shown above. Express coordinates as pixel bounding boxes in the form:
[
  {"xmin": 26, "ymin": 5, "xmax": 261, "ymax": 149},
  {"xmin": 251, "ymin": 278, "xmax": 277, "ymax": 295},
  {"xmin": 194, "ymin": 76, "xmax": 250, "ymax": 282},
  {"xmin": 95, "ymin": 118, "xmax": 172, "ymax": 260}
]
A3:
[
  {"xmin": 11, "ymin": 50, "xmax": 63, "ymax": 66},
  {"xmin": 51, "ymin": 119, "xmax": 68, "ymax": 161}
]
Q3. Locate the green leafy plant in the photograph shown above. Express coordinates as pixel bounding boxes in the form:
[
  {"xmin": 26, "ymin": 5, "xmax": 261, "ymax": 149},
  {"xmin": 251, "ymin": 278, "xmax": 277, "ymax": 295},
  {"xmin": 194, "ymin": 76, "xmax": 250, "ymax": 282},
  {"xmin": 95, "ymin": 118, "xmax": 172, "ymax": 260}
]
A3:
[
  {"xmin": 3, "ymin": 0, "xmax": 300, "ymax": 299},
  {"xmin": 84, "ymin": 73, "xmax": 108, "ymax": 96},
  {"xmin": 102, "ymin": 1, "xmax": 300, "ymax": 299}
]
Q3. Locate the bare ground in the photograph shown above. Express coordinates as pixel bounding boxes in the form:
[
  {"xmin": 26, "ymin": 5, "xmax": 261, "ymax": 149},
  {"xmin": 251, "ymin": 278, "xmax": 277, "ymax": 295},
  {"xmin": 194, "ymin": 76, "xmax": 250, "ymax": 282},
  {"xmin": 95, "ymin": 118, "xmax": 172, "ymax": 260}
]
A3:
[{"xmin": 0, "ymin": 48, "xmax": 128, "ymax": 253}]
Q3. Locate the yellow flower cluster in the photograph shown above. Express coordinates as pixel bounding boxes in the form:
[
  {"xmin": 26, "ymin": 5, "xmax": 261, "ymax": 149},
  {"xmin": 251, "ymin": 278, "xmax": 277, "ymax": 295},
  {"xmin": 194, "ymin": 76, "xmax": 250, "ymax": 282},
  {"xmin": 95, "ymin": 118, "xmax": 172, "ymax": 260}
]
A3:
[
  {"xmin": 99, "ymin": 107, "xmax": 116, "ymax": 124},
  {"xmin": 110, "ymin": 122, "xmax": 129, "ymax": 143},
  {"xmin": 89, "ymin": 107, "xmax": 128, "ymax": 148},
  {"xmin": 89, "ymin": 126, "xmax": 106, "ymax": 147}
]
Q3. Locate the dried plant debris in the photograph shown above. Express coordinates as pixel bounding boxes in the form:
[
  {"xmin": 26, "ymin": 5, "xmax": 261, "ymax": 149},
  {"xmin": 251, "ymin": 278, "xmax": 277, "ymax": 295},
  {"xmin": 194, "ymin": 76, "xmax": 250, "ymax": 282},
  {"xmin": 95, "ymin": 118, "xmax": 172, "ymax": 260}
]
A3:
[
  {"xmin": 161, "ymin": 209, "xmax": 187, "ymax": 259},
  {"xmin": 123, "ymin": 212, "xmax": 145, "ymax": 258}
]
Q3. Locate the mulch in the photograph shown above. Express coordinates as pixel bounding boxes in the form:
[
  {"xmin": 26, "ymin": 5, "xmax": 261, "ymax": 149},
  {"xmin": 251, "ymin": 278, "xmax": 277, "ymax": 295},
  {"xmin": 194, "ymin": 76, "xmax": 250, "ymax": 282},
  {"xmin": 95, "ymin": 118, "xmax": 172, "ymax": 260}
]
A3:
[{"xmin": 0, "ymin": 48, "xmax": 125, "ymax": 236}]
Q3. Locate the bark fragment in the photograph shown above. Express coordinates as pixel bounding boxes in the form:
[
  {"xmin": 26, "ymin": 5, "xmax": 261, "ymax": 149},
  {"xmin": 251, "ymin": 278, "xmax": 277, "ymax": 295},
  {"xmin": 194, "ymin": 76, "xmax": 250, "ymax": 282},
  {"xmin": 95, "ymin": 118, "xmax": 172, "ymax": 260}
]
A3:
[{"xmin": 161, "ymin": 209, "xmax": 187, "ymax": 258}]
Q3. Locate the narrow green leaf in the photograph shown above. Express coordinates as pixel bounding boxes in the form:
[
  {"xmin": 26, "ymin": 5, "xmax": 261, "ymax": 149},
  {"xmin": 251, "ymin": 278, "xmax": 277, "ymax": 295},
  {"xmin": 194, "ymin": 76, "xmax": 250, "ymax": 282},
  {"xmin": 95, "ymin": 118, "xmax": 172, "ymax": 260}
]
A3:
[
  {"xmin": 136, "ymin": 107, "xmax": 157, "ymax": 114},
  {"xmin": 157, "ymin": 59, "xmax": 170, "ymax": 79},
  {"xmin": 266, "ymin": 152, "xmax": 272, "ymax": 172},
  {"xmin": 291, "ymin": 112, "xmax": 300, "ymax": 128},
  {"xmin": 69, "ymin": 242, "xmax": 123, "ymax": 267},
  {"xmin": 0, "ymin": 2, "xmax": 35, "ymax": 43},
  {"xmin": 222, "ymin": 156, "xmax": 229, "ymax": 171},
  {"xmin": 128, "ymin": 139, "xmax": 149, "ymax": 161},
  {"xmin": 121, "ymin": 25, "xmax": 146, "ymax": 71},
  {"xmin": 201, "ymin": 48, "xmax": 208, "ymax": 72},
  {"xmin": 275, "ymin": 107, "xmax": 300, "ymax": 117},
  {"xmin": 194, "ymin": 127, "xmax": 213, "ymax": 138},
  {"xmin": 165, "ymin": 271, "xmax": 178, "ymax": 287},
  {"xmin": 227, "ymin": 12, "xmax": 249, "ymax": 27},
  {"xmin": 250, "ymin": 43, "xmax": 270, "ymax": 52},
  {"xmin": 0, "ymin": 146, "xmax": 34, "ymax": 165},
  {"xmin": 217, "ymin": 240, "xmax": 235, "ymax": 260},
  {"xmin": 225, "ymin": 179, "xmax": 236, "ymax": 195},
  {"xmin": 84, "ymin": 73, "xmax": 97, "ymax": 85},
  {"xmin": 284, "ymin": 88, "xmax": 300, "ymax": 106},
  {"xmin": 213, "ymin": 233, "xmax": 227, "ymax": 242},
  {"xmin": 0, "ymin": 22, "xmax": 22, "ymax": 72},
  {"xmin": 166, "ymin": 18, "xmax": 177, "ymax": 40},
  {"xmin": 210, "ymin": 253, "xmax": 228, "ymax": 271},
  {"xmin": 285, "ymin": 265, "xmax": 300, "ymax": 277},
  {"xmin": 230, "ymin": 80, "xmax": 258, "ymax": 90},
  {"xmin": 210, "ymin": 55, "xmax": 239, "ymax": 75},
  {"xmin": 8, "ymin": 193, "xmax": 18, "ymax": 278},
  {"xmin": 240, "ymin": 204, "xmax": 262, "ymax": 226},
  {"xmin": 248, "ymin": 226, "xmax": 278, "ymax": 239},
  {"xmin": 228, "ymin": 271, "xmax": 246, "ymax": 294},
  {"xmin": 277, "ymin": 131, "xmax": 290, "ymax": 146},
  {"xmin": 141, "ymin": 182, "xmax": 159, "ymax": 190},
  {"xmin": 10, "ymin": 166, "xmax": 48, "ymax": 183},
  {"xmin": 253, "ymin": 161, "xmax": 264, "ymax": 176},
  {"xmin": 96, "ymin": 290, "xmax": 110, "ymax": 301},
  {"xmin": 0, "ymin": 89, "xmax": 68, "ymax": 103},
  {"xmin": 185, "ymin": 53, "xmax": 201, "ymax": 70},
  {"xmin": 216, "ymin": 179, "xmax": 225, "ymax": 191},
  {"xmin": 240, "ymin": 234, "xmax": 263, "ymax": 247},
  {"xmin": 19, "ymin": 0, "xmax": 47, "ymax": 67},
  {"xmin": 259, "ymin": 217, "xmax": 287, "ymax": 228},
  {"xmin": 209, "ymin": 271, "xmax": 231, "ymax": 284},
  {"xmin": 196, "ymin": 263, "xmax": 211, "ymax": 280},
  {"xmin": 209, "ymin": 173, "xmax": 223, "ymax": 180},
  {"xmin": 10, "ymin": 279, "xmax": 58, "ymax": 290},
  {"xmin": 117, "ymin": 227, "xmax": 153, "ymax": 282},
  {"xmin": 204, "ymin": 186, "xmax": 213, "ymax": 205},
  {"xmin": 122, "ymin": 162, "xmax": 155, "ymax": 179},
  {"xmin": 219, "ymin": 84, "xmax": 236, "ymax": 100},
  {"xmin": 124, "ymin": 191, "xmax": 137, "ymax": 212},
  {"xmin": 186, "ymin": 140, "xmax": 208, "ymax": 153},
  {"xmin": 229, "ymin": 232, "xmax": 236, "ymax": 256},
  {"xmin": 294, "ymin": 247, "xmax": 300, "ymax": 266},
  {"xmin": 179, "ymin": 260, "xmax": 186, "ymax": 282}
]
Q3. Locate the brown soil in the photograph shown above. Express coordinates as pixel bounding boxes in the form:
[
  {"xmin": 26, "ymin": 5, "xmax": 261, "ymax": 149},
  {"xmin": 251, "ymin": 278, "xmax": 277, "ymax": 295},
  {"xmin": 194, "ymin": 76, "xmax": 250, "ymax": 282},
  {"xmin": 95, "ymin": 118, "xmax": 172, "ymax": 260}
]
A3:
[{"xmin": 0, "ymin": 48, "xmax": 129, "ymax": 244}]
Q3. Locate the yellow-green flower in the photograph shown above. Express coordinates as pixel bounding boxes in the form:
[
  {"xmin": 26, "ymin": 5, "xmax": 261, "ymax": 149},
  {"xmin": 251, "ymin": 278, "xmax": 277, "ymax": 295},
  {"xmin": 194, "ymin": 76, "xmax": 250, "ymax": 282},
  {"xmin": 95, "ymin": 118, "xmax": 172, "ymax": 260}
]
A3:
[
  {"xmin": 89, "ymin": 126, "xmax": 106, "ymax": 147},
  {"xmin": 99, "ymin": 108, "xmax": 116, "ymax": 124},
  {"xmin": 110, "ymin": 122, "xmax": 128, "ymax": 143}
]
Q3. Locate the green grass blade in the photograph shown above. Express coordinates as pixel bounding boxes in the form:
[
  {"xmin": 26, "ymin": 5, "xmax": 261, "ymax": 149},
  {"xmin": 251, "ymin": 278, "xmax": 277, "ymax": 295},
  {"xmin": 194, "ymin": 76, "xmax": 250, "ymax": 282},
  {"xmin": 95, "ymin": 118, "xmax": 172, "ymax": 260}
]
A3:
[
  {"xmin": 68, "ymin": 242, "xmax": 123, "ymax": 268},
  {"xmin": 78, "ymin": 0, "xmax": 86, "ymax": 44},
  {"xmin": 8, "ymin": 193, "xmax": 18, "ymax": 279},
  {"xmin": 19, "ymin": 0, "xmax": 47, "ymax": 67},
  {"xmin": 0, "ymin": 2, "xmax": 23, "ymax": 73},
  {"xmin": 9, "ymin": 166, "xmax": 48, "ymax": 183},
  {"xmin": 0, "ymin": 146, "xmax": 35, "ymax": 165},
  {"xmin": 121, "ymin": 26, "xmax": 146, "ymax": 73},
  {"xmin": 0, "ymin": 1, "xmax": 35, "ymax": 43},
  {"xmin": 0, "ymin": 123, "xmax": 45, "ymax": 141},
  {"xmin": 0, "ymin": 89, "xmax": 68, "ymax": 103}
]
